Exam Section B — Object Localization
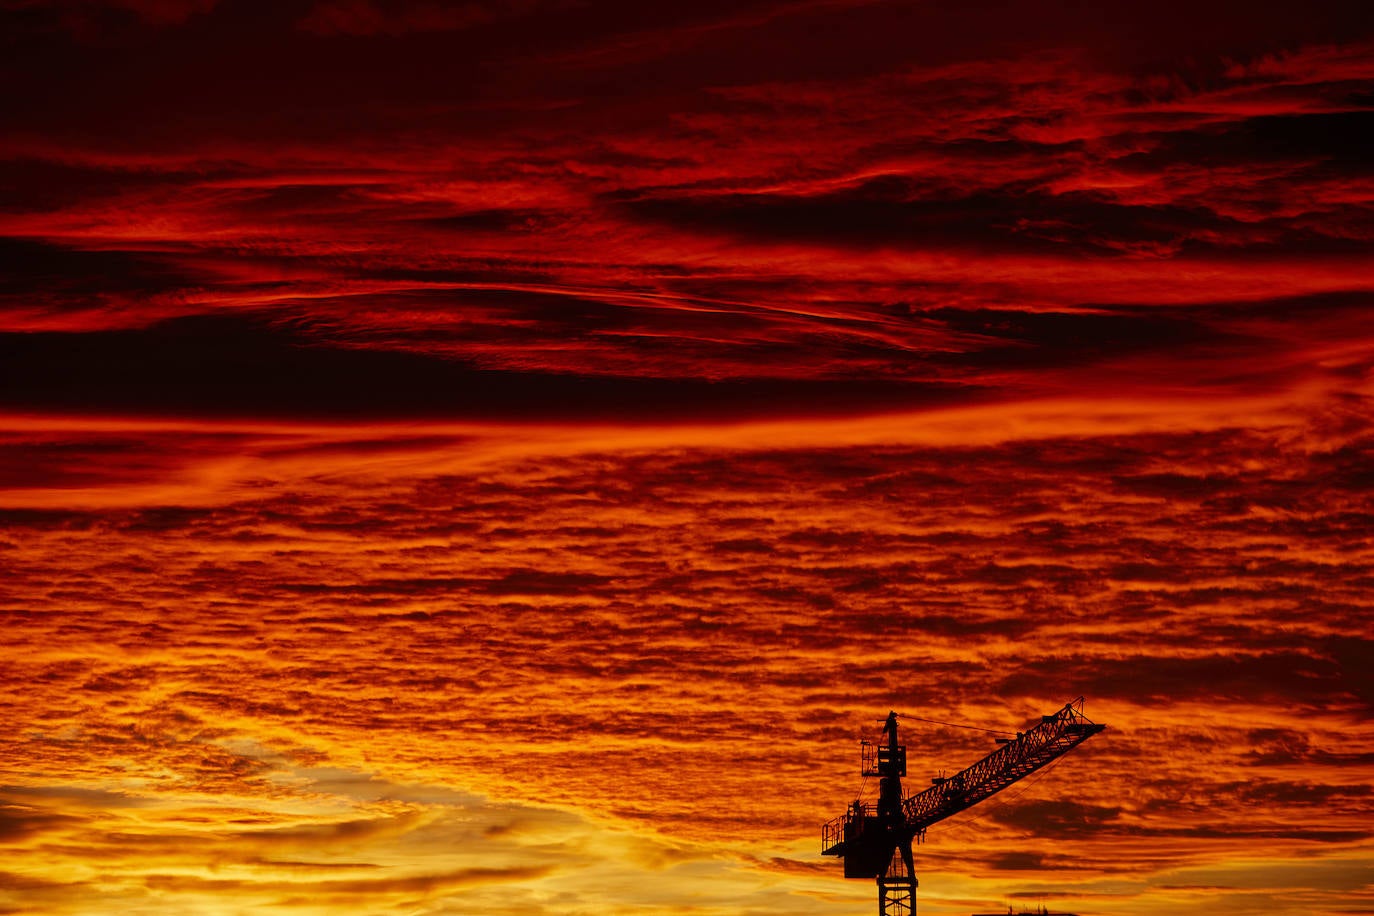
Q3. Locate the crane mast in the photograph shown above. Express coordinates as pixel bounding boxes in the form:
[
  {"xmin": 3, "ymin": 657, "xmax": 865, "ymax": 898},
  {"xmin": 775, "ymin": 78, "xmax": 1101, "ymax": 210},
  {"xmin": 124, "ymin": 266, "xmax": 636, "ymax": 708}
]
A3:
[{"xmin": 821, "ymin": 698, "xmax": 1105, "ymax": 916}]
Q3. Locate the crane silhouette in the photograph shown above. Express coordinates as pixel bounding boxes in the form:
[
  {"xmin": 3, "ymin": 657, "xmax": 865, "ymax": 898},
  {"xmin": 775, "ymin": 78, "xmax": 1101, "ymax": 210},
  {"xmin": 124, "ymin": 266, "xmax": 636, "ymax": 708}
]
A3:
[{"xmin": 821, "ymin": 698, "xmax": 1106, "ymax": 916}]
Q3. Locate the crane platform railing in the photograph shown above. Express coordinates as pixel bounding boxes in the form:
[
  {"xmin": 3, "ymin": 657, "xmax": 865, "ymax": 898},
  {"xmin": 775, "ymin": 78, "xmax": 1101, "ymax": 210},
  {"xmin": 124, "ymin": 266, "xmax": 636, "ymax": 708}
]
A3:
[{"xmin": 823, "ymin": 805, "xmax": 865, "ymax": 853}]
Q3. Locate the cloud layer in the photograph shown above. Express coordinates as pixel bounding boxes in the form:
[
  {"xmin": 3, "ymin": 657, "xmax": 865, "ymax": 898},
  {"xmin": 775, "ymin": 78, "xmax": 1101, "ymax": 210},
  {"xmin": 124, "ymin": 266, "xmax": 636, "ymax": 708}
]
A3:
[
  {"xmin": 3, "ymin": 402, "xmax": 1372, "ymax": 913},
  {"xmin": 3, "ymin": 1, "xmax": 1373, "ymax": 913}
]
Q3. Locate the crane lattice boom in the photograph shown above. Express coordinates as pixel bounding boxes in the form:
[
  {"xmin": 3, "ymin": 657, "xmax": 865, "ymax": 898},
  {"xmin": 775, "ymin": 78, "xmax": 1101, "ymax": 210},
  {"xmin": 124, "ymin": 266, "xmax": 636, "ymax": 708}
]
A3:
[{"xmin": 901, "ymin": 697, "xmax": 1103, "ymax": 835}]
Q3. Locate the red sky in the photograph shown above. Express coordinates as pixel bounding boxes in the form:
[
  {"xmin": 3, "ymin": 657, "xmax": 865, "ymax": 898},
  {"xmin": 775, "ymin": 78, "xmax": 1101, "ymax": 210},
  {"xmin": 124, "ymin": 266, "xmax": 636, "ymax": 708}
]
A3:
[{"xmin": 3, "ymin": 1, "xmax": 1373, "ymax": 914}]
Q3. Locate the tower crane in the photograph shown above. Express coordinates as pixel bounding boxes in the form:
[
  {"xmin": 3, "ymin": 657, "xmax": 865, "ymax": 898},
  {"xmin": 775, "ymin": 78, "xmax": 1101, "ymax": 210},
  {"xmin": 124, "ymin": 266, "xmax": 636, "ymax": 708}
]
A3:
[{"xmin": 821, "ymin": 698, "xmax": 1106, "ymax": 916}]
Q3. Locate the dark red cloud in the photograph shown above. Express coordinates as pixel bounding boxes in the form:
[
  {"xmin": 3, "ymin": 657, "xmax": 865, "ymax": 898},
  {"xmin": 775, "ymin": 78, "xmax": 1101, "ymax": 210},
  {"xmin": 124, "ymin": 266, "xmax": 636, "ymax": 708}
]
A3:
[{"xmin": 4, "ymin": 2, "xmax": 1374, "ymax": 913}]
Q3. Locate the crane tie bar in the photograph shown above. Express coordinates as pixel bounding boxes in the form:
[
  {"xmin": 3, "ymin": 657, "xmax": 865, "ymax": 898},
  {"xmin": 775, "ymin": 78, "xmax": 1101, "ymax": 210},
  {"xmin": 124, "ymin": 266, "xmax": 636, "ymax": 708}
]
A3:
[{"xmin": 893, "ymin": 712, "xmax": 1014, "ymax": 737}]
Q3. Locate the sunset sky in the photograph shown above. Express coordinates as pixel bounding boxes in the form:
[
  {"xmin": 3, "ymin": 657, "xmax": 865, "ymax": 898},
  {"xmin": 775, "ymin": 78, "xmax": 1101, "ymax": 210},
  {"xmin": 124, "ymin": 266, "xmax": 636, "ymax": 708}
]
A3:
[{"xmin": 3, "ymin": 1, "xmax": 1374, "ymax": 914}]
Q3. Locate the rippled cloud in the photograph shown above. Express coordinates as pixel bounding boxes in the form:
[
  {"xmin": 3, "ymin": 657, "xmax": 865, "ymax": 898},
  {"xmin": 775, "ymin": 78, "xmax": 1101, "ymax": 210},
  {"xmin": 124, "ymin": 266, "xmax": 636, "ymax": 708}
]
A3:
[
  {"xmin": 4, "ymin": 0, "xmax": 1374, "ymax": 913},
  {"xmin": 3, "ymin": 397, "xmax": 1373, "ymax": 912}
]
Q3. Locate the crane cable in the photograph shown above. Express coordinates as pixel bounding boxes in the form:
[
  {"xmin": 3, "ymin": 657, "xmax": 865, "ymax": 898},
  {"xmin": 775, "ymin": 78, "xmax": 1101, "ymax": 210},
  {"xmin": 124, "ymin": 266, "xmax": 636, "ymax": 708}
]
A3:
[{"xmin": 894, "ymin": 712, "xmax": 1016, "ymax": 737}]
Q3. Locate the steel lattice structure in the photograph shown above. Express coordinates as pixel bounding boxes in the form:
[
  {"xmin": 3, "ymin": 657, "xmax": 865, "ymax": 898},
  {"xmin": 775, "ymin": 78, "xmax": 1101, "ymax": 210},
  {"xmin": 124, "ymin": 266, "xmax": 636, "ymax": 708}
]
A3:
[{"xmin": 822, "ymin": 698, "xmax": 1106, "ymax": 916}]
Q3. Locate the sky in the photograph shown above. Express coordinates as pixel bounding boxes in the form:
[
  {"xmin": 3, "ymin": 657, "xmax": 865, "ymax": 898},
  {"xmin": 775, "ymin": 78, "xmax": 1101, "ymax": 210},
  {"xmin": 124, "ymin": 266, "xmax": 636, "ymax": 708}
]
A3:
[{"xmin": 2, "ymin": 1, "xmax": 1373, "ymax": 913}]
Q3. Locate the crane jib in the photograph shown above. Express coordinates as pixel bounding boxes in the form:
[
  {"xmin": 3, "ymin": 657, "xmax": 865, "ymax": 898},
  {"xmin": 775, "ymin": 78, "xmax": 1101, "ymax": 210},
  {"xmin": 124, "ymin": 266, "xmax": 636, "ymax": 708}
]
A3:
[
  {"xmin": 901, "ymin": 700, "xmax": 1105, "ymax": 833},
  {"xmin": 821, "ymin": 698, "xmax": 1105, "ymax": 859},
  {"xmin": 820, "ymin": 698, "xmax": 1106, "ymax": 916}
]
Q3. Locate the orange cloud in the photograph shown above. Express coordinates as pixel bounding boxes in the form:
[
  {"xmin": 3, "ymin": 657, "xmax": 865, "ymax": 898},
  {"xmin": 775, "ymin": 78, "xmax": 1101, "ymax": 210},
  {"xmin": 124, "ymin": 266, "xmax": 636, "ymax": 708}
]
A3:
[{"xmin": 4, "ymin": 3, "xmax": 1373, "ymax": 912}]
